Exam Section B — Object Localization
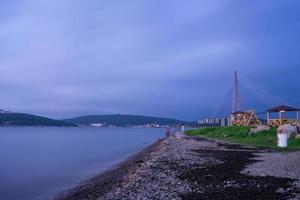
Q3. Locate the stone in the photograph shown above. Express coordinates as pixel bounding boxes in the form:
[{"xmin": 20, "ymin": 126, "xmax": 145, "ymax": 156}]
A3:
[
  {"xmin": 249, "ymin": 125, "xmax": 270, "ymax": 135},
  {"xmin": 276, "ymin": 188, "xmax": 285, "ymax": 194},
  {"xmin": 296, "ymin": 122, "xmax": 300, "ymax": 134},
  {"xmin": 277, "ymin": 124, "xmax": 298, "ymax": 138},
  {"xmin": 175, "ymin": 132, "xmax": 185, "ymax": 139}
]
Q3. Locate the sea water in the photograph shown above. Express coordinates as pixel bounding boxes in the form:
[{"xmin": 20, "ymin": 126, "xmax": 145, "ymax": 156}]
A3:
[{"xmin": 0, "ymin": 127, "xmax": 164, "ymax": 200}]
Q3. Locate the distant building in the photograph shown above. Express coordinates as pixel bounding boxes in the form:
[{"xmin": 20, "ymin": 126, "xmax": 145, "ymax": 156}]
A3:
[
  {"xmin": 90, "ymin": 123, "xmax": 104, "ymax": 127},
  {"xmin": 146, "ymin": 123, "xmax": 160, "ymax": 128},
  {"xmin": 197, "ymin": 116, "xmax": 230, "ymax": 127},
  {"xmin": 0, "ymin": 109, "xmax": 13, "ymax": 114}
]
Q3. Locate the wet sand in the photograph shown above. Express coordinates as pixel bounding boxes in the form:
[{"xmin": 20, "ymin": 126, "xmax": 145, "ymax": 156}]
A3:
[{"xmin": 55, "ymin": 135, "xmax": 300, "ymax": 200}]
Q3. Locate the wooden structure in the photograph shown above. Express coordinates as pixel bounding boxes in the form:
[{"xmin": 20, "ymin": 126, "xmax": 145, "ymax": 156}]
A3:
[
  {"xmin": 266, "ymin": 105, "xmax": 300, "ymax": 127},
  {"xmin": 230, "ymin": 110, "xmax": 260, "ymax": 126}
]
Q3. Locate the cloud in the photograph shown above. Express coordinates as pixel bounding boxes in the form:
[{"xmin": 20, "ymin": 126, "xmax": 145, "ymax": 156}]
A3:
[{"xmin": 0, "ymin": 0, "xmax": 300, "ymax": 120}]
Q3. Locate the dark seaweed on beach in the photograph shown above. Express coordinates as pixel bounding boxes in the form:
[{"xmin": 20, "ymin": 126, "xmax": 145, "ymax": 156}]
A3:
[{"xmin": 179, "ymin": 147, "xmax": 299, "ymax": 200}]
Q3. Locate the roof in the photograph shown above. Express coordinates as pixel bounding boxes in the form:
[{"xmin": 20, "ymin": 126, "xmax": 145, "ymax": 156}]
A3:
[
  {"xmin": 231, "ymin": 111, "xmax": 246, "ymax": 115},
  {"xmin": 266, "ymin": 105, "xmax": 300, "ymax": 112}
]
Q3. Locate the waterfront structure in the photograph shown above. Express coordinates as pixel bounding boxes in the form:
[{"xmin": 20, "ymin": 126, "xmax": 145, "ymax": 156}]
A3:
[
  {"xmin": 232, "ymin": 70, "xmax": 240, "ymax": 113},
  {"xmin": 229, "ymin": 70, "xmax": 262, "ymax": 126},
  {"xmin": 198, "ymin": 71, "xmax": 240, "ymax": 127},
  {"xmin": 197, "ymin": 116, "xmax": 230, "ymax": 127},
  {"xmin": 198, "ymin": 71, "xmax": 300, "ymax": 128},
  {"xmin": 230, "ymin": 110, "xmax": 260, "ymax": 126},
  {"xmin": 266, "ymin": 105, "xmax": 300, "ymax": 127}
]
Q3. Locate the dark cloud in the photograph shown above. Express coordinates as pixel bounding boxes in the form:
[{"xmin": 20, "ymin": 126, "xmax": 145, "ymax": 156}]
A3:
[{"xmin": 0, "ymin": 0, "xmax": 300, "ymax": 120}]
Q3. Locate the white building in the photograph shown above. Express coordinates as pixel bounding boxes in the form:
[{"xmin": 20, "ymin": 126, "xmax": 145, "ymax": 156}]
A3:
[
  {"xmin": 197, "ymin": 116, "xmax": 230, "ymax": 127},
  {"xmin": 90, "ymin": 123, "xmax": 104, "ymax": 127},
  {"xmin": 0, "ymin": 109, "xmax": 12, "ymax": 114}
]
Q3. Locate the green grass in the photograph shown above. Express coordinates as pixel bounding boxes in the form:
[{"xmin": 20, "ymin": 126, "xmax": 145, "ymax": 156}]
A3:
[{"xmin": 186, "ymin": 126, "xmax": 300, "ymax": 151}]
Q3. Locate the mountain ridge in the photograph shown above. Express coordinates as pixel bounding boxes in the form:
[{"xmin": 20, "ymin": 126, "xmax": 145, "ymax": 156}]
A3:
[
  {"xmin": 63, "ymin": 114, "xmax": 189, "ymax": 127},
  {"xmin": 0, "ymin": 113, "xmax": 77, "ymax": 127}
]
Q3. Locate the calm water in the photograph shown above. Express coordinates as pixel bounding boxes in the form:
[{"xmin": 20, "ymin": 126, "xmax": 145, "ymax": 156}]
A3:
[{"xmin": 0, "ymin": 127, "xmax": 164, "ymax": 200}]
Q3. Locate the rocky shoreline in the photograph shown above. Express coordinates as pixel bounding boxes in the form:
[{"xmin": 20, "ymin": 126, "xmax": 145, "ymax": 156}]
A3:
[{"xmin": 55, "ymin": 135, "xmax": 300, "ymax": 200}]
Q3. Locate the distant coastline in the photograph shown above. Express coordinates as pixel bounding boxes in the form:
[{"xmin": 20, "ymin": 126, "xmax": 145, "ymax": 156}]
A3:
[
  {"xmin": 0, "ymin": 112, "xmax": 194, "ymax": 128},
  {"xmin": 63, "ymin": 114, "xmax": 193, "ymax": 128},
  {"xmin": 0, "ymin": 113, "xmax": 76, "ymax": 127}
]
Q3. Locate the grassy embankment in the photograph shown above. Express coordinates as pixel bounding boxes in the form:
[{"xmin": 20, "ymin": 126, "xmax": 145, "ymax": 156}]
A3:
[{"xmin": 186, "ymin": 126, "xmax": 300, "ymax": 151}]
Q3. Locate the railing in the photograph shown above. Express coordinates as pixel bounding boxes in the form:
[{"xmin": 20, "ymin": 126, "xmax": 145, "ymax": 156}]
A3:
[{"xmin": 267, "ymin": 119, "xmax": 298, "ymax": 127}]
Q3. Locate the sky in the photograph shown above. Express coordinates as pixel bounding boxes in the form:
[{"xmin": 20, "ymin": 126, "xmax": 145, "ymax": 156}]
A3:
[{"xmin": 0, "ymin": 0, "xmax": 300, "ymax": 120}]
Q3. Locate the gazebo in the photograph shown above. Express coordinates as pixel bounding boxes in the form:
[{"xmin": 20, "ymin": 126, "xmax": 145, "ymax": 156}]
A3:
[
  {"xmin": 266, "ymin": 105, "xmax": 300, "ymax": 127},
  {"xmin": 230, "ymin": 110, "xmax": 260, "ymax": 126}
]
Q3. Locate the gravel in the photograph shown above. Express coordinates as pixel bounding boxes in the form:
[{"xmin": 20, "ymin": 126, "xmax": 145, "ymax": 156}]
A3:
[
  {"xmin": 242, "ymin": 152, "xmax": 300, "ymax": 186},
  {"xmin": 101, "ymin": 135, "xmax": 213, "ymax": 199},
  {"xmin": 56, "ymin": 134, "xmax": 300, "ymax": 200}
]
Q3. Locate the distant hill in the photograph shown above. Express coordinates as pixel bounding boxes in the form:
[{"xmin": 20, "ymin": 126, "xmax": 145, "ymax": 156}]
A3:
[
  {"xmin": 0, "ymin": 113, "xmax": 77, "ymax": 127},
  {"xmin": 63, "ymin": 114, "xmax": 188, "ymax": 127}
]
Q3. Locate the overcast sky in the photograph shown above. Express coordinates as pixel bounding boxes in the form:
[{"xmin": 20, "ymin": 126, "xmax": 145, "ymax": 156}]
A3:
[{"xmin": 1, "ymin": 0, "xmax": 300, "ymax": 120}]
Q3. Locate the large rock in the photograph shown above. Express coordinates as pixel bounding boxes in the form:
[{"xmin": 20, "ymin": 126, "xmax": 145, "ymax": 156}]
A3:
[
  {"xmin": 296, "ymin": 122, "xmax": 300, "ymax": 133},
  {"xmin": 277, "ymin": 124, "xmax": 298, "ymax": 138},
  {"xmin": 175, "ymin": 132, "xmax": 185, "ymax": 139},
  {"xmin": 250, "ymin": 125, "xmax": 270, "ymax": 135}
]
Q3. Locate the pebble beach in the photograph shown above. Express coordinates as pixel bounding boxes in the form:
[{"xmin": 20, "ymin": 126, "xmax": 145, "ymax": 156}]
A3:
[{"xmin": 56, "ymin": 134, "xmax": 300, "ymax": 200}]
